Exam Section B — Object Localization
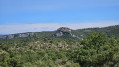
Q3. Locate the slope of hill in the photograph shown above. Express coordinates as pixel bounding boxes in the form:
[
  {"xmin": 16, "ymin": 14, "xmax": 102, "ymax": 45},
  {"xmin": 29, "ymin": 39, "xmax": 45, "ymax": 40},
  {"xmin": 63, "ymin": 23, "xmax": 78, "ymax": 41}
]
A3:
[
  {"xmin": 0, "ymin": 25, "xmax": 119, "ymax": 40},
  {"xmin": 72, "ymin": 25, "xmax": 119, "ymax": 38},
  {"xmin": 0, "ymin": 25, "xmax": 119, "ymax": 67},
  {"xmin": 0, "ymin": 32, "xmax": 119, "ymax": 67}
]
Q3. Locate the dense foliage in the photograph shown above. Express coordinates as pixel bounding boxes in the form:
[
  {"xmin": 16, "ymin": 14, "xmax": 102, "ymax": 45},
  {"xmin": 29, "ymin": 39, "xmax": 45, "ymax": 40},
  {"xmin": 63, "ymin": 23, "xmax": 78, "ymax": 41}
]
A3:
[
  {"xmin": 0, "ymin": 32, "xmax": 119, "ymax": 67},
  {"xmin": 72, "ymin": 25, "xmax": 119, "ymax": 39}
]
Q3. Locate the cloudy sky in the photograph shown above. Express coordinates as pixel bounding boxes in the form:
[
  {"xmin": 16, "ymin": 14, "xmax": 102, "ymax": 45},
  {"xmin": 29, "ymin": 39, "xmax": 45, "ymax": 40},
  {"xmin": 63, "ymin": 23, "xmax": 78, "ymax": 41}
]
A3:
[{"xmin": 0, "ymin": 0, "xmax": 119, "ymax": 34}]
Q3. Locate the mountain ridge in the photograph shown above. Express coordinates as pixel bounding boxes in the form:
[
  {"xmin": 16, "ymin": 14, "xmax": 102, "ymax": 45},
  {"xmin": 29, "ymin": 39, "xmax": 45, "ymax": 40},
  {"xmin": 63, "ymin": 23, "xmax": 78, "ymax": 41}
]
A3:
[{"xmin": 0, "ymin": 25, "xmax": 119, "ymax": 40}]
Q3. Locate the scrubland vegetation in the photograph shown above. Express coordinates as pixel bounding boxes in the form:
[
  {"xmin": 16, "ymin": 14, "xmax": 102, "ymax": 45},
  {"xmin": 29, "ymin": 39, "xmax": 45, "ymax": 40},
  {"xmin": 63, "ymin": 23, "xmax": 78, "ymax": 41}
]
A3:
[{"xmin": 0, "ymin": 32, "xmax": 119, "ymax": 67}]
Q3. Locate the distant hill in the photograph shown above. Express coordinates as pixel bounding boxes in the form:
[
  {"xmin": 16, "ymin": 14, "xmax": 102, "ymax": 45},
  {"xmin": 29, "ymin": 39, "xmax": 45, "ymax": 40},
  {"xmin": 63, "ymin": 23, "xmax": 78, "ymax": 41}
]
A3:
[
  {"xmin": 72, "ymin": 25, "xmax": 119, "ymax": 38},
  {"xmin": 0, "ymin": 25, "xmax": 119, "ymax": 40}
]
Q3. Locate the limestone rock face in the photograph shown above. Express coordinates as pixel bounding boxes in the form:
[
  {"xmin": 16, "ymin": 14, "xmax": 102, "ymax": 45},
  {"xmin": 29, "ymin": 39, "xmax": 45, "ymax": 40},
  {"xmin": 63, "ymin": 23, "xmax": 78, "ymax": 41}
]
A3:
[
  {"xmin": 0, "ymin": 35, "xmax": 7, "ymax": 39},
  {"xmin": 7, "ymin": 34, "xmax": 14, "ymax": 39},
  {"xmin": 0, "ymin": 32, "xmax": 34, "ymax": 39},
  {"xmin": 0, "ymin": 27, "xmax": 83, "ymax": 40},
  {"xmin": 15, "ymin": 32, "xmax": 34, "ymax": 38},
  {"xmin": 57, "ymin": 27, "xmax": 72, "ymax": 33},
  {"xmin": 53, "ymin": 27, "xmax": 83, "ymax": 40},
  {"xmin": 53, "ymin": 27, "xmax": 72, "ymax": 37}
]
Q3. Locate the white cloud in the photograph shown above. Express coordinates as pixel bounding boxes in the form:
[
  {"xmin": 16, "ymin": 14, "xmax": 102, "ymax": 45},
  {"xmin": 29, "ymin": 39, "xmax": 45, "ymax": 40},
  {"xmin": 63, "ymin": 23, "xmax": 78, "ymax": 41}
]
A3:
[{"xmin": 0, "ymin": 21, "xmax": 119, "ymax": 34}]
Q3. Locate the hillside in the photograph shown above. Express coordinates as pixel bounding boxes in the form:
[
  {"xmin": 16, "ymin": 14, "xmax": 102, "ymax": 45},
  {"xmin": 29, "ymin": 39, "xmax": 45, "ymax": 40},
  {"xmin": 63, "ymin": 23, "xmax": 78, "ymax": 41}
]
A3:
[
  {"xmin": 72, "ymin": 25, "xmax": 119, "ymax": 38},
  {"xmin": 0, "ymin": 25, "xmax": 119, "ymax": 67},
  {"xmin": 0, "ymin": 25, "xmax": 119, "ymax": 40}
]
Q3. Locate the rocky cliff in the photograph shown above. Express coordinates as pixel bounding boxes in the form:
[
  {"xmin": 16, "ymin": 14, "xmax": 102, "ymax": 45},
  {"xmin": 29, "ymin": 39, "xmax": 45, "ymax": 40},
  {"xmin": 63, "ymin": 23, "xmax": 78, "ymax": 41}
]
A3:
[
  {"xmin": 0, "ymin": 32, "xmax": 34, "ymax": 39},
  {"xmin": 0, "ymin": 27, "xmax": 83, "ymax": 40},
  {"xmin": 53, "ymin": 27, "xmax": 72, "ymax": 36},
  {"xmin": 53, "ymin": 27, "xmax": 83, "ymax": 40}
]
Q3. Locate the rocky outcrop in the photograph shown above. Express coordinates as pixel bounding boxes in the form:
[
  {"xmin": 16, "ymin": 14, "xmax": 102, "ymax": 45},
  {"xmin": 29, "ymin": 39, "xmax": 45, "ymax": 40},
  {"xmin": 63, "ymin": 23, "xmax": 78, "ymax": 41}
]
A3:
[
  {"xmin": 0, "ymin": 35, "xmax": 7, "ymax": 39},
  {"xmin": 53, "ymin": 27, "xmax": 72, "ymax": 37},
  {"xmin": 53, "ymin": 27, "xmax": 83, "ymax": 40},
  {"xmin": 0, "ymin": 27, "xmax": 83, "ymax": 40},
  {"xmin": 0, "ymin": 32, "xmax": 34, "ymax": 40}
]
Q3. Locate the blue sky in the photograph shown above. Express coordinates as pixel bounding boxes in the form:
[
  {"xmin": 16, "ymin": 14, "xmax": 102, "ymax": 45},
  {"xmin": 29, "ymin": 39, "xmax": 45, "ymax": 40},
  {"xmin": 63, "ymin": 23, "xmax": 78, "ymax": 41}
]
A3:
[{"xmin": 0, "ymin": 0, "xmax": 119, "ymax": 34}]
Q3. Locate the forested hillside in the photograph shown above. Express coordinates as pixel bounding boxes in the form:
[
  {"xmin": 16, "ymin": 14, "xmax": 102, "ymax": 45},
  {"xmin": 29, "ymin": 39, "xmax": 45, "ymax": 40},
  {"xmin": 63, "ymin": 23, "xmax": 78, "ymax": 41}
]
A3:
[
  {"xmin": 0, "ymin": 25, "xmax": 119, "ymax": 67},
  {"xmin": 72, "ymin": 25, "xmax": 119, "ymax": 38}
]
